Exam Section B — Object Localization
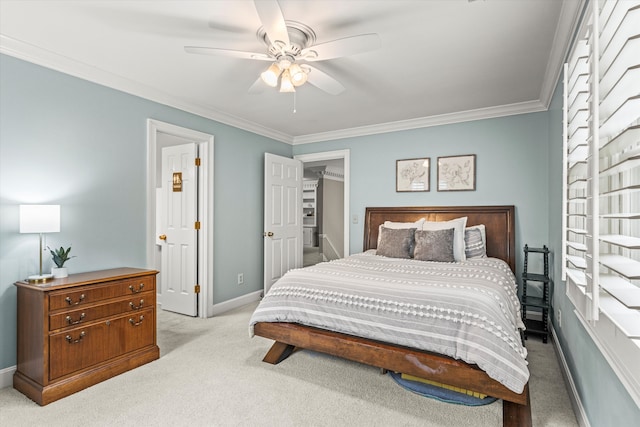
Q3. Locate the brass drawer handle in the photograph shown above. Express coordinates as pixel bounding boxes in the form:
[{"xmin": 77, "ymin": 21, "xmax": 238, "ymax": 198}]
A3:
[
  {"xmin": 129, "ymin": 283, "xmax": 145, "ymax": 293},
  {"xmin": 65, "ymin": 313, "xmax": 86, "ymax": 325},
  {"xmin": 65, "ymin": 294, "xmax": 85, "ymax": 305},
  {"xmin": 129, "ymin": 299, "xmax": 144, "ymax": 310},
  {"xmin": 65, "ymin": 331, "xmax": 86, "ymax": 344},
  {"xmin": 129, "ymin": 315, "xmax": 144, "ymax": 326}
]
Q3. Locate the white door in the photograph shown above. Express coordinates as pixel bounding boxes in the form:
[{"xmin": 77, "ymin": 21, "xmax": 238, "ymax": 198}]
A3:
[
  {"xmin": 264, "ymin": 153, "xmax": 303, "ymax": 296},
  {"xmin": 159, "ymin": 143, "xmax": 198, "ymax": 316}
]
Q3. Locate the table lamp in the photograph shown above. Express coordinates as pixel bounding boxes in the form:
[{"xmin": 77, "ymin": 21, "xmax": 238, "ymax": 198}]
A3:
[{"xmin": 20, "ymin": 204, "xmax": 60, "ymax": 283}]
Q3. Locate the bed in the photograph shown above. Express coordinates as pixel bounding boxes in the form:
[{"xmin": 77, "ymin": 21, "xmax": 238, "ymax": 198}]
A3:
[{"xmin": 251, "ymin": 205, "xmax": 531, "ymax": 427}]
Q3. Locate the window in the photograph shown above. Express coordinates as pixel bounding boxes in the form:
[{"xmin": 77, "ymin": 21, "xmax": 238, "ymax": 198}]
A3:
[{"xmin": 563, "ymin": 0, "xmax": 640, "ymax": 404}]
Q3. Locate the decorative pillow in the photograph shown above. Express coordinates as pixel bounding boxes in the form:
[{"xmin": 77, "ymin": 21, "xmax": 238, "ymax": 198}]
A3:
[
  {"xmin": 422, "ymin": 217, "xmax": 468, "ymax": 261},
  {"xmin": 414, "ymin": 228, "xmax": 455, "ymax": 262},
  {"xmin": 466, "ymin": 224, "xmax": 487, "ymax": 244},
  {"xmin": 377, "ymin": 218, "xmax": 426, "ymax": 245},
  {"xmin": 376, "ymin": 227, "xmax": 417, "ymax": 259},
  {"xmin": 465, "ymin": 225, "xmax": 487, "ymax": 259}
]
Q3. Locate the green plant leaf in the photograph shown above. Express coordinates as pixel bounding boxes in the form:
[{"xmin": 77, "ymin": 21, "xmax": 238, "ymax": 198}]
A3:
[{"xmin": 47, "ymin": 245, "xmax": 76, "ymax": 268}]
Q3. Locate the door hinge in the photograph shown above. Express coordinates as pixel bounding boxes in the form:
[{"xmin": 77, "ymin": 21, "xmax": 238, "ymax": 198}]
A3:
[
  {"xmin": 195, "ymin": 157, "xmax": 201, "ymax": 166},
  {"xmin": 195, "ymin": 221, "xmax": 201, "ymax": 230},
  {"xmin": 194, "ymin": 284, "xmax": 201, "ymax": 294}
]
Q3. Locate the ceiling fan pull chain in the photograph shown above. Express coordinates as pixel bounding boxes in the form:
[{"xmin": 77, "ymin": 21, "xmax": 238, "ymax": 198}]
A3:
[{"xmin": 293, "ymin": 92, "xmax": 297, "ymax": 114}]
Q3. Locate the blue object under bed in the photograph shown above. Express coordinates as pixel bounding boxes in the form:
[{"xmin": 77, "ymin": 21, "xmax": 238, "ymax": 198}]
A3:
[{"xmin": 389, "ymin": 371, "xmax": 498, "ymax": 406}]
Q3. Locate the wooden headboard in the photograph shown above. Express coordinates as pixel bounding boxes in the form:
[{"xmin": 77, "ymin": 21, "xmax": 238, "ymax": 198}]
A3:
[{"xmin": 363, "ymin": 205, "xmax": 516, "ymax": 272}]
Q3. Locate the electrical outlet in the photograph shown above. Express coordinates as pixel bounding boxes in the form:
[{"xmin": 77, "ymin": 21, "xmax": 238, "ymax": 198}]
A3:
[
  {"xmin": 237, "ymin": 273, "xmax": 244, "ymax": 285},
  {"xmin": 352, "ymin": 214, "xmax": 358, "ymax": 224},
  {"xmin": 557, "ymin": 308, "xmax": 562, "ymax": 328}
]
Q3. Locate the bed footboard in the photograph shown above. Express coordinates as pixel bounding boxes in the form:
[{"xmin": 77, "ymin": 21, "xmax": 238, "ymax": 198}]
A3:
[{"xmin": 254, "ymin": 322, "xmax": 531, "ymax": 427}]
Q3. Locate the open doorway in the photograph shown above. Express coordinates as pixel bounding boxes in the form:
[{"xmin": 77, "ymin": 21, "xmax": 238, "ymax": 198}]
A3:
[
  {"xmin": 146, "ymin": 119, "xmax": 214, "ymax": 318},
  {"xmin": 295, "ymin": 150, "xmax": 349, "ymax": 267}
]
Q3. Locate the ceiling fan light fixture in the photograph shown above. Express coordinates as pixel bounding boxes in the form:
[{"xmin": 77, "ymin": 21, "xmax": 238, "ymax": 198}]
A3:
[
  {"xmin": 289, "ymin": 63, "xmax": 307, "ymax": 87},
  {"xmin": 279, "ymin": 69, "xmax": 296, "ymax": 93},
  {"xmin": 260, "ymin": 63, "xmax": 281, "ymax": 87},
  {"xmin": 277, "ymin": 55, "xmax": 293, "ymax": 70}
]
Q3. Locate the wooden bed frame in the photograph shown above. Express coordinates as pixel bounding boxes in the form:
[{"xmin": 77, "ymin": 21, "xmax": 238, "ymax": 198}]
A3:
[{"xmin": 253, "ymin": 205, "xmax": 530, "ymax": 427}]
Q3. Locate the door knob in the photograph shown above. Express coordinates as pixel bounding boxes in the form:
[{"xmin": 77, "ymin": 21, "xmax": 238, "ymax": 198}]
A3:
[
  {"xmin": 264, "ymin": 232, "xmax": 274, "ymax": 237},
  {"xmin": 159, "ymin": 234, "xmax": 167, "ymax": 241}
]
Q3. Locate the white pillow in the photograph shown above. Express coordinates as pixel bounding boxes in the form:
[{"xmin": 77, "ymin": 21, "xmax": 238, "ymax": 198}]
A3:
[
  {"xmin": 422, "ymin": 217, "xmax": 468, "ymax": 261},
  {"xmin": 383, "ymin": 219, "xmax": 426, "ymax": 229},
  {"xmin": 378, "ymin": 218, "xmax": 426, "ymax": 245}
]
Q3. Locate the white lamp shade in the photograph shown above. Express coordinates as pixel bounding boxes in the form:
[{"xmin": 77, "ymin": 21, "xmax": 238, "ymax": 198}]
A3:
[
  {"xmin": 279, "ymin": 70, "xmax": 296, "ymax": 93},
  {"xmin": 20, "ymin": 205, "xmax": 60, "ymax": 233},
  {"xmin": 260, "ymin": 63, "xmax": 281, "ymax": 87},
  {"xmin": 289, "ymin": 64, "xmax": 308, "ymax": 87}
]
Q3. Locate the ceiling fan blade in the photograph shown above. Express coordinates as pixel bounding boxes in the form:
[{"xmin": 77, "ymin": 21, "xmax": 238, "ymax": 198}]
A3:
[
  {"xmin": 301, "ymin": 33, "xmax": 381, "ymax": 62},
  {"xmin": 248, "ymin": 77, "xmax": 266, "ymax": 94},
  {"xmin": 184, "ymin": 46, "xmax": 272, "ymax": 61},
  {"xmin": 253, "ymin": 0, "xmax": 290, "ymax": 46},
  {"xmin": 305, "ymin": 66, "xmax": 345, "ymax": 95}
]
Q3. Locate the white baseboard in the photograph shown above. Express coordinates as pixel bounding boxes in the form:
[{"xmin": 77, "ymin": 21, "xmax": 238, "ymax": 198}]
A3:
[
  {"xmin": 210, "ymin": 290, "xmax": 262, "ymax": 316},
  {"xmin": 0, "ymin": 365, "xmax": 16, "ymax": 389},
  {"xmin": 550, "ymin": 324, "xmax": 590, "ymax": 427}
]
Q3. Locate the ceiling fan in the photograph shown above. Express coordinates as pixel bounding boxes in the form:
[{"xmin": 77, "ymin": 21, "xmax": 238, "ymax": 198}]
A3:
[{"xmin": 184, "ymin": 0, "xmax": 381, "ymax": 95}]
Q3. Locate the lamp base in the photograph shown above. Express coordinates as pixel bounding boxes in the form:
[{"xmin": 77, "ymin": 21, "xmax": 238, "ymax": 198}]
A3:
[{"xmin": 27, "ymin": 274, "xmax": 54, "ymax": 284}]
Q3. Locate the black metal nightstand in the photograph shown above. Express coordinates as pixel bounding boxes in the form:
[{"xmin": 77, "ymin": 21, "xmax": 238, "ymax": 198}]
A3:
[{"xmin": 521, "ymin": 244, "xmax": 551, "ymax": 343}]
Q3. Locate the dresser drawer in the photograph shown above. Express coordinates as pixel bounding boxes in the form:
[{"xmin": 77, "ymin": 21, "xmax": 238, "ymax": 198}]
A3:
[
  {"xmin": 48, "ymin": 291, "xmax": 153, "ymax": 331},
  {"xmin": 49, "ymin": 307, "xmax": 155, "ymax": 381},
  {"xmin": 48, "ymin": 276, "xmax": 154, "ymax": 311}
]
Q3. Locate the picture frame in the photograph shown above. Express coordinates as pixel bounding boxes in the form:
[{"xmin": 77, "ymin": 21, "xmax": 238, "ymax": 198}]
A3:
[
  {"xmin": 396, "ymin": 158, "xmax": 430, "ymax": 192},
  {"xmin": 437, "ymin": 154, "xmax": 476, "ymax": 191}
]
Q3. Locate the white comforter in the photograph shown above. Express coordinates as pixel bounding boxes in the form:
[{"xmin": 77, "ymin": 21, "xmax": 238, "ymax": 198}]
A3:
[{"xmin": 249, "ymin": 251, "xmax": 529, "ymax": 394}]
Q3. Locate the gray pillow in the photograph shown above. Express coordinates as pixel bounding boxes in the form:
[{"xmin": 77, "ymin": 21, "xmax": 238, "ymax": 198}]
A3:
[
  {"xmin": 377, "ymin": 227, "xmax": 416, "ymax": 259},
  {"xmin": 465, "ymin": 227, "xmax": 487, "ymax": 259},
  {"xmin": 414, "ymin": 228, "xmax": 455, "ymax": 262}
]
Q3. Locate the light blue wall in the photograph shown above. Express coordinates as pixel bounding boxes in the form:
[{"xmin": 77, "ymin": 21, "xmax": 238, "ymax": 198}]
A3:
[
  {"xmin": 0, "ymin": 54, "xmax": 291, "ymax": 369},
  {"xmin": 293, "ymin": 113, "xmax": 551, "ymax": 270},
  {"xmin": 546, "ymin": 75, "xmax": 640, "ymax": 426}
]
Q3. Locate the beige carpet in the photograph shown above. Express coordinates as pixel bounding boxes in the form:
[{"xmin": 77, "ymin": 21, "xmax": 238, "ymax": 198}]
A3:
[{"xmin": 0, "ymin": 302, "xmax": 578, "ymax": 426}]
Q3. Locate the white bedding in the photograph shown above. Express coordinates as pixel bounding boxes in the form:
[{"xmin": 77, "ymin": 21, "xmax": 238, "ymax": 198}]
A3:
[{"xmin": 249, "ymin": 250, "xmax": 530, "ymax": 394}]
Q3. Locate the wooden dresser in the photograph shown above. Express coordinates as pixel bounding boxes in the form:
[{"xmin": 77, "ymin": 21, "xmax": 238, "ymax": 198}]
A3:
[{"xmin": 13, "ymin": 268, "xmax": 160, "ymax": 405}]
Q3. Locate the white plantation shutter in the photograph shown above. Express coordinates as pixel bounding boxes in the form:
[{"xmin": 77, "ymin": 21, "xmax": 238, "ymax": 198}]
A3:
[
  {"xmin": 563, "ymin": 38, "xmax": 590, "ymax": 298},
  {"xmin": 563, "ymin": 0, "xmax": 640, "ymax": 403},
  {"xmin": 597, "ymin": 0, "xmax": 640, "ymax": 337}
]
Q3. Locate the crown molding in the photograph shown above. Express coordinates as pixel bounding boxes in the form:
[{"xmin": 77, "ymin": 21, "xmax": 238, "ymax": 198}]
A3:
[
  {"xmin": 0, "ymin": 35, "xmax": 293, "ymax": 144},
  {"xmin": 320, "ymin": 167, "xmax": 344, "ymax": 181},
  {"xmin": 2, "ymin": 20, "xmax": 577, "ymax": 148},
  {"xmin": 537, "ymin": 0, "xmax": 586, "ymax": 110},
  {"xmin": 291, "ymin": 100, "xmax": 547, "ymax": 145}
]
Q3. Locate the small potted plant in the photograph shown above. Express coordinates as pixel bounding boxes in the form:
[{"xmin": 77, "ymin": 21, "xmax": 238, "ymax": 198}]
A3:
[{"xmin": 48, "ymin": 246, "xmax": 76, "ymax": 278}]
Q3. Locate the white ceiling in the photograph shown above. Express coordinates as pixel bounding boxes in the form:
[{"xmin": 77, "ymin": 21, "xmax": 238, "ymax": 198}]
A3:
[{"xmin": 0, "ymin": 0, "xmax": 583, "ymax": 144}]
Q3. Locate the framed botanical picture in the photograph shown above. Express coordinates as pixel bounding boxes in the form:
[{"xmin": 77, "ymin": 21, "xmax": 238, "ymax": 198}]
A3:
[
  {"xmin": 437, "ymin": 154, "xmax": 476, "ymax": 191},
  {"xmin": 396, "ymin": 158, "xmax": 430, "ymax": 192}
]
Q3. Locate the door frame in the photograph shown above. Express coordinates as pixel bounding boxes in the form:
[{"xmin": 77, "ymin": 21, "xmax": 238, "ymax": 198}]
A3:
[
  {"xmin": 146, "ymin": 119, "xmax": 214, "ymax": 318},
  {"xmin": 294, "ymin": 149, "xmax": 350, "ymax": 257}
]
